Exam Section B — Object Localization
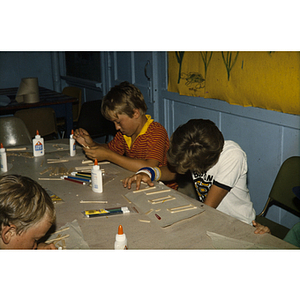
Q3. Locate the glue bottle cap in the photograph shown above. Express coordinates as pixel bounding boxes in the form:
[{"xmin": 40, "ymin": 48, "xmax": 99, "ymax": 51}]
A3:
[
  {"xmin": 93, "ymin": 159, "xmax": 99, "ymax": 170},
  {"xmin": 0, "ymin": 143, "xmax": 3, "ymax": 148},
  {"xmin": 118, "ymin": 225, "xmax": 124, "ymax": 235},
  {"xmin": 71, "ymin": 129, "xmax": 74, "ymax": 136},
  {"xmin": 36, "ymin": 130, "xmax": 40, "ymax": 137}
]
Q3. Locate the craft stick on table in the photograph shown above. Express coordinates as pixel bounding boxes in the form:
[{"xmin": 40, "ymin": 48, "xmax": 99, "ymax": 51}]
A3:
[
  {"xmin": 145, "ymin": 189, "xmax": 170, "ymax": 195},
  {"xmin": 145, "ymin": 208, "xmax": 154, "ymax": 215},
  {"xmin": 47, "ymin": 159, "xmax": 69, "ymax": 164},
  {"xmin": 45, "ymin": 234, "xmax": 70, "ymax": 244},
  {"xmin": 6, "ymin": 147, "xmax": 27, "ymax": 151},
  {"xmin": 53, "ymin": 227, "xmax": 70, "ymax": 235},
  {"xmin": 38, "ymin": 177, "xmax": 63, "ymax": 181},
  {"xmin": 167, "ymin": 204, "xmax": 198, "ymax": 213},
  {"xmin": 80, "ymin": 200, "xmax": 108, "ymax": 204},
  {"xmin": 122, "ymin": 194, "xmax": 132, "ymax": 204},
  {"xmin": 132, "ymin": 186, "xmax": 156, "ymax": 193},
  {"xmin": 148, "ymin": 196, "xmax": 176, "ymax": 204}
]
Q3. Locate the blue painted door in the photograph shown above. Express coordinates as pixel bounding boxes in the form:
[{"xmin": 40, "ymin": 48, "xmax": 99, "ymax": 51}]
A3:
[{"xmin": 108, "ymin": 51, "xmax": 154, "ymax": 118}]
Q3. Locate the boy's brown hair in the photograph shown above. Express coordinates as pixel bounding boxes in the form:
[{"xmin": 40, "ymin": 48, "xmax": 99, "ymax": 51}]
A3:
[
  {"xmin": 167, "ymin": 119, "xmax": 224, "ymax": 174},
  {"xmin": 101, "ymin": 81, "xmax": 147, "ymax": 120},
  {"xmin": 0, "ymin": 174, "xmax": 55, "ymax": 235}
]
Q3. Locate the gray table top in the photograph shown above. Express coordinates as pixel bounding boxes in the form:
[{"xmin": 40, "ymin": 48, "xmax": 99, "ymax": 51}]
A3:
[{"xmin": 2, "ymin": 139, "xmax": 297, "ymax": 249}]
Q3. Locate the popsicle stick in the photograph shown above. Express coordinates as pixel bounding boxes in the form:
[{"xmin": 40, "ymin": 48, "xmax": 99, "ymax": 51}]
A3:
[
  {"xmin": 40, "ymin": 167, "xmax": 53, "ymax": 175},
  {"xmin": 6, "ymin": 147, "xmax": 27, "ymax": 151},
  {"xmin": 47, "ymin": 160, "xmax": 69, "ymax": 164},
  {"xmin": 53, "ymin": 227, "xmax": 70, "ymax": 235},
  {"xmin": 80, "ymin": 200, "xmax": 108, "ymax": 204},
  {"xmin": 149, "ymin": 197, "xmax": 176, "ymax": 204},
  {"xmin": 46, "ymin": 234, "xmax": 70, "ymax": 244},
  {"xmin": 138, "ymin": 219, "xmax": 151, "ymax": 223},
  {"xmin": 168, "ymin": 204, "xmax": 194, "ymax": 211},
  {"xmin": 149, "ymin": 195, "xmax": 173, "ymax": 202},
  {"xmin": 122, "ymin": 194, "xmax": 132, "ymax": 204},
  {"xmin": 167, "ymin": 205, "xmax": 197, "ymax": 213},
  {"xmin": 75, "ymin": 166, "xmax": 93, "ymax": 171},
  {"xmin": 82, "ymin": 160, "xmax": 93, "ymax": 164},
  {"xmin": 145, "ymin": 208, "xmax": 154, "ymax": 215},
  {"xmin": 62, "ymin": 239, "xmax": 67, "ymax": 250},
  {"xmin": 132, "ymin": 186, "xmax": 156, "ymax": 193},
  {"xmin": 38, "ymin": 178, "xmax": 63, "ymax": 180},
  {"xmin": 145, "ymin": 189, "xmax": 169, "ymax": 195}
]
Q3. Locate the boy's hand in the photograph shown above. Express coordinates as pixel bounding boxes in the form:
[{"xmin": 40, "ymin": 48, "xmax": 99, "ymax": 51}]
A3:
[
  {"xmin": 252, "ymin": 220, "xmax": 271, "ymax": 234},
  {"xmin": 37, "ymin": 242, "xmax": 57, "ymax": 250},
  {"xmin": 123, "ymin": 173, "xmax": 154, "ymax": 190},
  {"xmin": 73, "ymin": 128, "xmax": 94, "ymax": 148}
]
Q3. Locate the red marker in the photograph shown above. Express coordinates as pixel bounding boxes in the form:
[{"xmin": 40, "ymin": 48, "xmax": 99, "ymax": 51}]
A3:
[
  {"xmin": 155, "ymin": 213, "xmax": 161, "ymax": 220},
  {"xmin": 64, "ymin": 177, "xmax": 87, "ymax": 185}
]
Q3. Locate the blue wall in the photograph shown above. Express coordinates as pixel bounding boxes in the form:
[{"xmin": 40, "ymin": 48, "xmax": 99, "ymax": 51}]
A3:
[{"xmin": 0, "ymin": 52, "xmax": 54, "ymax": 89}]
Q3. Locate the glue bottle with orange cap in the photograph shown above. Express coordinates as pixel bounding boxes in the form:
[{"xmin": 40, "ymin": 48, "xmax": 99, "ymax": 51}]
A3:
[
  {"xmin": 69, "ymin": 129, "xmax": 76, "ymax": 156},
  {"xmin": 114, "ymin": 225, "xmax": 128, "ymax": 250},
  {"xmin": 0, "ymin": 143, "xmax": 8, "ymax": 172},
  {"xmin": 91, "ymin": 159, "xmax": 103, "ymax": 193},
  {"xmin": 32, "ymin": 130, "xmax": 44, "ymax": 157}
]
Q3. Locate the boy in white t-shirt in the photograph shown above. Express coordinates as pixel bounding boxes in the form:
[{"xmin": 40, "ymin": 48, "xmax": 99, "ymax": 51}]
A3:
[{"xmin": 123, "ymin": 119, "xmax": 270, "ymax": 234}]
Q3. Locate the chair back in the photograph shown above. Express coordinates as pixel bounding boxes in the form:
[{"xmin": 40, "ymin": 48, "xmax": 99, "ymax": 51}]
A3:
[
  {"xmin": 269, "ymin": 156, "xmax": 300, "ymax": 215},
  {"xmin": 14, "ymin": 107, "xmax": 58, "ymax": 139},
  {"xmin": 77, "ymin": 99, "xmax": 117, "ymax": 142},
  {"xmin": 62, "ymin": 87, "xmax": 82, "ymax": 122},
  {"xmin": 0, "ymin": 116, "xmax": 31, "ymax": 147}
]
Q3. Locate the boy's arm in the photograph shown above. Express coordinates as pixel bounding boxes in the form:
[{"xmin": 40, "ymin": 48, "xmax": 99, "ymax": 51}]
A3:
[
  {"xmin": 84, "ymin": 145, "xmax": 161, "ymax": 171},
  {"xmin": 123, "ymin": 166, "xmax": 177, "ymax": 190},
  {"xmin": 37, "ymin": 242, "xmax": 57, "ymax": 250},
  {"xmin": 203, "ymin": 184, "xmax": 228, "ymax": 208}
]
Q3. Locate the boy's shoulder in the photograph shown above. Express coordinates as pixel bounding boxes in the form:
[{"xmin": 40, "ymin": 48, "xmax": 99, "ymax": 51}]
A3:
[
  {"xmin": 147, "ymin": 121, "xmax": 168, "ymax": 134},
  {"xmin": 223, "ymin": 140, "xmax": 244, "ymax": 153}
]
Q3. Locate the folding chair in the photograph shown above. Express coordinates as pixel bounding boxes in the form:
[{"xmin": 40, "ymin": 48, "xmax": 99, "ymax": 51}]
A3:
[
  {"xmin": 76, "ymin": 99, "xmax": 117, "ymax": 143},
  {"xmin": 14, "ymin": 107, "xmax": 59, "ymax": 140},
  {"xmin": 0, "ymin": 116, "xmax": 31, "ymax": 147},
  {"xmin": 256, "ymin": 156, "xmax": 300, "ymax": 239}
]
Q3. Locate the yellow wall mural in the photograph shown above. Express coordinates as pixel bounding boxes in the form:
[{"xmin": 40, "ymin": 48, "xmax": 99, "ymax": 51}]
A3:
[{"xmin": 168, "ymin": 51, "xmax": 300, "ymax": 115}]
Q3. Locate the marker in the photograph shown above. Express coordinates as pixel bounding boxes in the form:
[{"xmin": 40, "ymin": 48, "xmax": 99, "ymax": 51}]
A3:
[
  {"xmin": 75, "ymin": 174, "xmax": 91, "ymax": 179},
  {"xmin": 63, "ymin": 177, "xmax": 87, "ymax": 185},
  {"xmin": 63, "ymin": 175, "xmax": 91, "ymax": 182},
  {"xmin": 84, "ymin": 207, "xmax": 130, "ymax": 218},
  {"xmin": 155, "ymin": 213, "xmax": 161, "ymax": 220}
]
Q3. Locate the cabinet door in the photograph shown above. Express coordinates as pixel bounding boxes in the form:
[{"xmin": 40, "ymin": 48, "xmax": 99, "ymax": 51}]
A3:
[{"xmin": 109, "ymin": 51, "xmax": 154, "ymax": 118}]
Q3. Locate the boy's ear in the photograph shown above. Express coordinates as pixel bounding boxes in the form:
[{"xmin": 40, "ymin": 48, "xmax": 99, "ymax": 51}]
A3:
[
  {"xmin": 1, "ymin": 225, "xmax": 17, "ymax": 244},
  {"xmin": 132, "ymin": 108, "xmax": 140, "ymax": 118}
]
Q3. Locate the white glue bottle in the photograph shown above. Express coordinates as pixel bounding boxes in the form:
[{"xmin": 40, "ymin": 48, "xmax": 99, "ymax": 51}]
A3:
[
  {"xmin": 33, "ymin": 130, "xmax": 44, "ymax": 157},
  {"xmin": 0, "ymin": 143, "xmax": 8, "ymax": 172},
  {"xmin": 114, "ymin": 225, "xmax": 128, "ymax": 250},
  {"xmin": 91, "ymin": 159, "xmax": 103, "ymax": 193},
  {"xmin": 69, "ymin": 129, "xmax": 76, "ymax": 156}
]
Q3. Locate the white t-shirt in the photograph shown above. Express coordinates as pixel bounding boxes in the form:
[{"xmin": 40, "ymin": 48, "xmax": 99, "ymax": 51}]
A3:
[{"xmin": 191, "ymin": 140, "xmax": 256, "ymax": 224}]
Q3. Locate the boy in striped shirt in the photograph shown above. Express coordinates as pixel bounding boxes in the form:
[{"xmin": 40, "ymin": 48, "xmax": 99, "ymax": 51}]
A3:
[{"xmin": 74, "ymin": 82, "xmax": 174, "ymax": 187}]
